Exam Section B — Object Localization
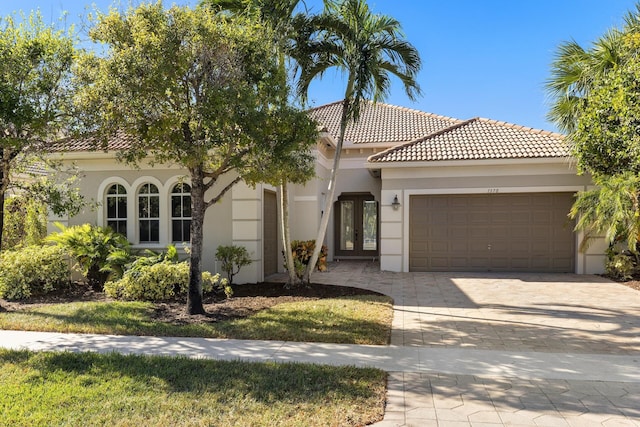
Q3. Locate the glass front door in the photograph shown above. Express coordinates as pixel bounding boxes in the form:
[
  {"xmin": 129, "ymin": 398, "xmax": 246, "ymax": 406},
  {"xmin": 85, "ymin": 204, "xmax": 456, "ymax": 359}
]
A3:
[{"xmin": 335, "ymin": 194, "xmax": 378, "ymax": 257}]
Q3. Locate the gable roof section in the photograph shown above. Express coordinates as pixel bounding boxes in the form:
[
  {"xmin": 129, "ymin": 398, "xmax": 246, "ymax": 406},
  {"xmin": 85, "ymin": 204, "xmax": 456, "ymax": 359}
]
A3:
[
  {"xmin": 368, "ymin": 118, "xmax": 569, "ymax": 163},
  {"xmin": 309, "ymin": 100, "xmax": 461, "ymax": 144}
]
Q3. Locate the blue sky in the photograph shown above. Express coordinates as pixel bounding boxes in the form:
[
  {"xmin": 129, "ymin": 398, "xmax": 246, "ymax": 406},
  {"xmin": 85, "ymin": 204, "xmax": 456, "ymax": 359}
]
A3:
[{"xmin": 2, "ymin": 0, "xmax": 638, "ymax": 132}]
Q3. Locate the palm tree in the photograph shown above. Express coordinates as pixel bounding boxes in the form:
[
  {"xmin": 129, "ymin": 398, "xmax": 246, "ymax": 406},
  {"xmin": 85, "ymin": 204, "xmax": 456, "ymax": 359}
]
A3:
[
  {"xmin": 546, "ymin": 4, "xmax": 640, "ymax": 133},
  {"xmin": 296, "ymin": 0, "xmax": 421, "ymax": 283},
  {"xmin": 570, "ymin": 173, "xmax": 640, "ymax": 254},
  {"xmin": 202, "ymin": 0, "xmax": 317, "ymax": 287}
]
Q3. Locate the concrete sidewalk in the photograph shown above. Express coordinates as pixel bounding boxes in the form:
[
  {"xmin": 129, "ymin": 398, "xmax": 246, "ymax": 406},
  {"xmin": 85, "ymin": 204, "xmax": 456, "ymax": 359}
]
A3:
[{"xmin": 1, "ymin": 330, "xmax": 639, "ymax": 383}]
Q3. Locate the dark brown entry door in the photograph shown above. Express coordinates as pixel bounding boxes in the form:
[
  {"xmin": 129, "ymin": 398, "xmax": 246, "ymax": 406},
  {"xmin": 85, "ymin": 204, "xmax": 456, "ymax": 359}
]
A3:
[
  {"xmin": 334, "ymin": 194, "xmax": 378, "ymax": 258},
  {"xmin": 263, "ymin": 190, "xmax": 278, "ymax": 276}
]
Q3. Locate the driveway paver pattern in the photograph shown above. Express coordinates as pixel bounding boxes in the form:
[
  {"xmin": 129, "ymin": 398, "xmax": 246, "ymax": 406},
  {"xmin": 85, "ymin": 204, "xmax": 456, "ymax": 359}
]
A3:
[{"xmin": 278, "ymin": 262, "xmax": 640, "ymax": 426}]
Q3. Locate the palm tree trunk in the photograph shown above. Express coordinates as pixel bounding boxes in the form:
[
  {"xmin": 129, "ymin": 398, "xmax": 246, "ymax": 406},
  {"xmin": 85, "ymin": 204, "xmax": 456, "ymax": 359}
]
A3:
[
  {"xmin": 279, "ymin": 182, "xmax": 299, "ymax": 287},
  {"xmin": 303, "ymin": 96, "xmax": 351, "ymax": 283},
  {"xmin": 187, "ymin": 165, "xmax": 206, "ymax": 315}
]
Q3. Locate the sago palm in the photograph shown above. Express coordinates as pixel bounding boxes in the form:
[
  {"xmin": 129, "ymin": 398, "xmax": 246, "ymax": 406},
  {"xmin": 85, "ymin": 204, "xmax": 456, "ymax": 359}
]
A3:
[{"xmin": 296, "ymin": 0, "xmax": 421, "ymax": 282}]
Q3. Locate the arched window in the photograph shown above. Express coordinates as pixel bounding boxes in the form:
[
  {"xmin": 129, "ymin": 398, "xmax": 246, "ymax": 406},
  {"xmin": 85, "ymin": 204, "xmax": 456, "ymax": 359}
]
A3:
[
  {"xmin": 171, "ymin": 183, "xmax": 191, "ymax": 242},
  {"xmin": 138, "ymin": 183, "xmax": 159, "ymax": 242},
  {"xmin": 106, "ymin": 184, "xmax": 127, "ymax": 236}
]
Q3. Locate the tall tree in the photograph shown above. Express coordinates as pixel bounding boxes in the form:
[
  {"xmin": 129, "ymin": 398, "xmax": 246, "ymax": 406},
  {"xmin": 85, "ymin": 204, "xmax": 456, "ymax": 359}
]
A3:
[
  {"xmin": 548, "ymin": 3, "xmax": 640, "ymax": 253},
  {"xmin": 546, "ymin": 4, "xmax": 640, "ymax": 134},
  {"xmin": 75, "ymin": 3, "xmax": 295, "ymax": 314},
  {"xmin": 296, "ymin": 0, "xmax": 421, "ymax": 283},
  {"xmin": 203, "ymin": 0, "xmax": 319, "ymax": 287},
  {"xmin": 0, "ymin": 12, "xmax": 76, "ymax": 251}
]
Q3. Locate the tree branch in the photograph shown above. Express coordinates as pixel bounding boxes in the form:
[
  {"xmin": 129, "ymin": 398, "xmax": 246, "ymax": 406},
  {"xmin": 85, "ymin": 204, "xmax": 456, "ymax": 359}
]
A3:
[{"xmin": 205, "ymin": 175, "xmax": 242, "ymax": 209}]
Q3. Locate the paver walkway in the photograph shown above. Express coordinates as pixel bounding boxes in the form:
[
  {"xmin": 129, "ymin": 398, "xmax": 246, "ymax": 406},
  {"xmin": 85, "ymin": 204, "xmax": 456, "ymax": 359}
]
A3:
[{"xmin": 2, "ymin": 261, "xmax": 640, "ymax": 426}]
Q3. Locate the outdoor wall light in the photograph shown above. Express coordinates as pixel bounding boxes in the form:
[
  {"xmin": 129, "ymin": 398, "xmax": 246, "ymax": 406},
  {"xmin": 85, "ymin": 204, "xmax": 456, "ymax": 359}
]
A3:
[{"xmin": 392, "ymin": 194, "xmax": 401, "ymax": 210}]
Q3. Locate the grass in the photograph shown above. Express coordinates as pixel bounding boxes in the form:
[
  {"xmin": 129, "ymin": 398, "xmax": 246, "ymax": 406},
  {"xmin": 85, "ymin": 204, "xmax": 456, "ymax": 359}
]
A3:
[
  {"xmin": 0, "ymin": 349, "xmax": 386, "ymax": 427},
  {"xmin": 0, "ymin": 295, "xmax": 393, "ymax": 344}
]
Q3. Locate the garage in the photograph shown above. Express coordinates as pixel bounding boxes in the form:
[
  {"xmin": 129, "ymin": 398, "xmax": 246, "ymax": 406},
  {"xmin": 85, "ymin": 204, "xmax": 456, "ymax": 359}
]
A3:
[{"xmin": 409, "ymin": 192, "xmax": 576, "ymax": 272}]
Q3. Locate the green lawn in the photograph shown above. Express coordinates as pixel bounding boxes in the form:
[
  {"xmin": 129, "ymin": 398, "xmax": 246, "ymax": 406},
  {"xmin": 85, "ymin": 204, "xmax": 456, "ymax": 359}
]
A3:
[
  {"xmin": 0, "ymin": 349, "xmax": 386, "ymax": 427},
  {"xmin": 0, "ymin": 295, "xmax": 393, "ymax": 344}
]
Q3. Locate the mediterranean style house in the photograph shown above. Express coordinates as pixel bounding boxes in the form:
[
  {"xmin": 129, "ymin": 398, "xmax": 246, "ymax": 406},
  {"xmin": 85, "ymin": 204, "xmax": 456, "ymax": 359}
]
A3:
[{"xmin": 51, "ymin": 100, "xmax": 605, "ymax": 283}]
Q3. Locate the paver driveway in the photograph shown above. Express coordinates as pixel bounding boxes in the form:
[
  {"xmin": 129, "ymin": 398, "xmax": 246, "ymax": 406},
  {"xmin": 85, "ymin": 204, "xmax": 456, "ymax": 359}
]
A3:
[{"xmin": 299, "ymin": 262, "xmax": 640, "ymax": 426}]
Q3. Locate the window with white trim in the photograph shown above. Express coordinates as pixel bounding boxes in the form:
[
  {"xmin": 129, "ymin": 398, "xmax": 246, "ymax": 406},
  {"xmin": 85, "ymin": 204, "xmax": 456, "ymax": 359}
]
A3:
[
  {"xmin": 138, "ymin": 183, "xmax": 160, "ymax": 242},
  {"xmin": 171, "ymin": 183, "xmax": 191, "ymax": 242},
  {"xmin": 106, "ymin": 184, "xmax": 127, "ymax": 236}
]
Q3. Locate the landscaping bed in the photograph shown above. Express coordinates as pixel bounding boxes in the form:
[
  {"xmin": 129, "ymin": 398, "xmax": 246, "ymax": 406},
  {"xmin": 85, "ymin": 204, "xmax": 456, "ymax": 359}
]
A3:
[{"xmin": 0, "ymin": 283, "xmax": 393, "ymax": 345}]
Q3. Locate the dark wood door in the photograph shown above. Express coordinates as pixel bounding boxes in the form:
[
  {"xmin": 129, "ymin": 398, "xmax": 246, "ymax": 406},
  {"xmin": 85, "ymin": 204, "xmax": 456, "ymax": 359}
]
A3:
[
  {"xmin": 263, "ymin": 190, "xmax": 278, "ymax": 276},
  {"xmin": 334, "ymin": 194, "xmax": 378, "ymax": 258}
]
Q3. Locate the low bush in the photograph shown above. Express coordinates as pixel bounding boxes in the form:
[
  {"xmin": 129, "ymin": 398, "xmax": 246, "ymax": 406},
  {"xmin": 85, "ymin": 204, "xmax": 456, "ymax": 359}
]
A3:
[
  {"xmin": 606, "ymin": 252, "xmax": 636, "ymax": 281},
  {"xmin": 104, "ymin": 260, "xmax": 232, "ymax": 301},
  {"xmin": 46, "ymin": 223, "xmax": 131, "ymax": 291},
  {"xmin": 0, "ymin": 245, "xmax": 71, "ymax": 300},
  {"xmin": 216, "ymin": 245, "xmax": 252, "ymax": 284},
  {"xmin": 285, "ymin": 240, "xmax": 328, "ymax": 279}
]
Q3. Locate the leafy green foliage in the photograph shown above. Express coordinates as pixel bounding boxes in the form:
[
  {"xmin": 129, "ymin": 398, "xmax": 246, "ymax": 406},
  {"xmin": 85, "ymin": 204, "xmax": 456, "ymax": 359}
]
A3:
[
  {"xmin": 1, "ymin": 196, "xmax": 47, "ymax": 250},
  {"xmin": 548, "ymin": 6, "xmax": 640, "ymax": 257},
  {"xmin": 571, "ymin": 48, "xmax": 640, "ymax": 176},
  {"xmin": 570, "ymin": 173, "xmax": 640, "ymax": 252},
  {"xmin": 75, "ymin": 3, "xmax": 313, "ymax": 314},
  {"xmin": 104, "ymin": 261, "xmax": 230, "ymax": 301},
  {"xmin": 295, "ymin": 0, "xmax": 422, "ymax": 282},
  {"xmin": 46, "ymin": 223, "xmax": 131, "ymax": 290},
  {"xmin": 215, "ymin": 245, "xmax": 252, "ymax": 284},
  {"xmin": 0, "ymin": 245, "xmax": 70, "ymax": 300},
  {"xmin": 286, "ymin": 240, "xmax": 328, "ymax": 279},
  {"xmin": 0, "ymin": 11, "xmax": 78, "ymax": 250},
  {"xmin": 605, "ymin": 250, "xmax": 636, "ymax": 281}
]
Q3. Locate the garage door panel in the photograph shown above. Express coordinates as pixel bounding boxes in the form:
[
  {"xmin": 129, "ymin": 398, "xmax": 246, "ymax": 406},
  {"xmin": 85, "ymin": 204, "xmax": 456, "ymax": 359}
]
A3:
[{"xmin": 409, "ymin": 193, "xmax": 575, "ymax": 273}]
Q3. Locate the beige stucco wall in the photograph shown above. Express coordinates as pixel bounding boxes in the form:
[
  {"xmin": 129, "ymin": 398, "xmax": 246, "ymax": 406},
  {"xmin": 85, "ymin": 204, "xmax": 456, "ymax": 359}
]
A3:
[
  {"xmin": 376, "ymin": 160, "xmax": 604, "ymax": 274},
  {"xmin": 56, "ymin": 157, "xmax": 237, "ymax": 279}
]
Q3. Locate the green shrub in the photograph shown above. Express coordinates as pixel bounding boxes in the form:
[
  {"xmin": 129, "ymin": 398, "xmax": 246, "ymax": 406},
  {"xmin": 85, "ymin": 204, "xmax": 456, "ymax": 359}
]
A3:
[
  {"xmin": 2, "ymin": 196, "xmax": 47, "ymax": 249},
  {"xmin": 606, "ymin": 252, "xmax": 635, "ymax": 281},
  {"xmin": 104, "ymin": 261, "xmax": 232, "ymax": 301},
  {"xmin": 286, "ymin": 240, "xmax": 328, "ymax": 279},
  {"xmin": 0, "ymin": 245, "xmax": 71, "ymax": 300},
  {"xmin": 215, "ymin": 245, "xmax": 252, "ymax": 284},
  {"xmin": 46, "ymin": 223, "xmax": 131, "ymax": 291}
]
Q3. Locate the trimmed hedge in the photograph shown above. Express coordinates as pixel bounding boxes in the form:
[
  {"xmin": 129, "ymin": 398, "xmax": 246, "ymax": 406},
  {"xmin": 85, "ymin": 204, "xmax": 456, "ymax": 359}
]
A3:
[
  {"xmin": 0, "ymin": 245, "xmax": 71, "ymax": 300},
  {"xmin": 104, "ymin": 261, "xmax": 231, "ymax": 301}
]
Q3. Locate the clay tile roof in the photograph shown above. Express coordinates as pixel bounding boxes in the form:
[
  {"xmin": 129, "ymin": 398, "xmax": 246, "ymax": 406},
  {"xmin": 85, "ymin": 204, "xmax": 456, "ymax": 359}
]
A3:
[
  {"xmin": 368, "ymin": 118, "xmax": 569, "ymax": 163},
  {"xmin": 309, "ymin": 100, "xmax": 462, "ymax": 144},
  {"xmin": 50, "ymin": 130, "xmax": 137, "ymax": 152}
]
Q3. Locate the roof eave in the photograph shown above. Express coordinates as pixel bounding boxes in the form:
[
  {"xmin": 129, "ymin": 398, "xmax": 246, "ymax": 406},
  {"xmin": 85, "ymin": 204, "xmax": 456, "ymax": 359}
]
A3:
[{"xmin": 366, "ymin": 156, "xmax": 575, "ymax": 169}]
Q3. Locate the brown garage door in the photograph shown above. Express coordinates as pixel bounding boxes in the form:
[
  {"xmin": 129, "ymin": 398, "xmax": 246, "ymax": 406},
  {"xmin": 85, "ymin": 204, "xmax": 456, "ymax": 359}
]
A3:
[{"xmin": 409, "ymin": 193, "xmax": 575, "ymax": 272}]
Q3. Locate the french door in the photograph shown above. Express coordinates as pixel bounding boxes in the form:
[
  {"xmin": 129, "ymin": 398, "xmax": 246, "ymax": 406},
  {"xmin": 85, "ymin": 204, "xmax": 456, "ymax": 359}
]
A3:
[{"xmin": 334, "ymin": 194, "xmax": 379, "ymax": 258}]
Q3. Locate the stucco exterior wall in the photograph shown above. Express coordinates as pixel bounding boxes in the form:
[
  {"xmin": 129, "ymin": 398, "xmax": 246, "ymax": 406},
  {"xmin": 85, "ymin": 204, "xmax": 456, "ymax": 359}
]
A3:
[{"xmin": 56, "ymin": 158, "xmax": 237, "ymax": 279}]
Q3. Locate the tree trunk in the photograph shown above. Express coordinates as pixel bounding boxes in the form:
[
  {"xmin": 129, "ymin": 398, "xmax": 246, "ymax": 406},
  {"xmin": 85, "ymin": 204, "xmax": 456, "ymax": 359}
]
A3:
[
  {"xmin": 0, "ymin": 184, "xmax": 5, "ymax": 252},
  {"xmin": 0, "ymin": 150, "xmax": 12, "ymax": 252},
  {"xmin": 303, "ymin": 97, "xmax": 351, "ymax": 283},
  {"xmin": 279, "ymin": 182, "xmax": 299, "ymax": 287},
  {"xmin": 187, "ymin": 165, "xmax": 206, "ymax": 315}
]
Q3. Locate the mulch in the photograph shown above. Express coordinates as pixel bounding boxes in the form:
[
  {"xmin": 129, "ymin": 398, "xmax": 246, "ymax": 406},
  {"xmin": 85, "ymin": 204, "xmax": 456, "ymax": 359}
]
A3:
[{"xmin": 0, "ymin": 282, "xmax": 385, "ymax": 326}]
